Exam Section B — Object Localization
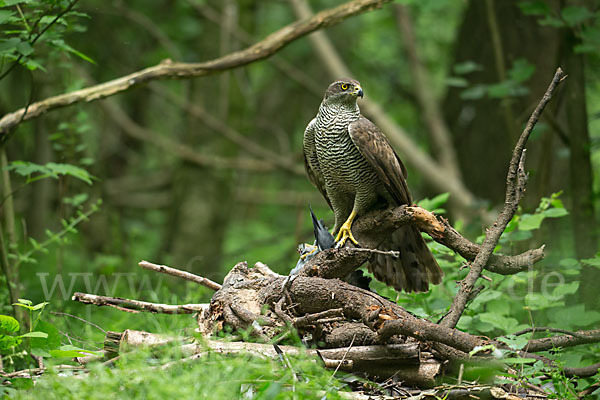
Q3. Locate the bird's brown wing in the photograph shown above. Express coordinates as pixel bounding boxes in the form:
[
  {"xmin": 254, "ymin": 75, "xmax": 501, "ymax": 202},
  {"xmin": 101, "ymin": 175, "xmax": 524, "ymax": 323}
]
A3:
[
  {"xmin": 349, "ymin": 116, "xmax": 443, "ymax": 292},
  {"xmin": 303, "ymin": 118, "xmax": 332, "ymax": 209},
  {"xmin": 348, "ymin": 116, "xmax": 411, "ymax": 205}
]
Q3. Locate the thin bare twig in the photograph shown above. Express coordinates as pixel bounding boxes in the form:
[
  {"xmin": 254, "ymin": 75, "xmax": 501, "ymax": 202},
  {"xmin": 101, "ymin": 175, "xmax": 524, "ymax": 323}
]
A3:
[
  {"xmin": 72, "ymin": 292, "xmax": 209, "ymax": 314},
  {"xmin": 511, "ymin": 326, "xmax": 585, "ymax": 338},
  {"xmin": 138, "ymin": 260, "xmax": 222, "ymax": 291},
  {"xmin": 50, "ymin": 311, "xmax": 107, "ymax": 333},
  {"xmin": 439, "ymin": 68, "xmax": 566, "ymax": 329},
  {"xmin": 346, "ymin": 247, "xmax": 399, "ymax": 258},
  {"xmin": 525, "ymin": 329, "xmax": 600, "ymax": 352},
  {"xmin": 329, "ymin": 334, "xmax": 356, "ymax": 381}
]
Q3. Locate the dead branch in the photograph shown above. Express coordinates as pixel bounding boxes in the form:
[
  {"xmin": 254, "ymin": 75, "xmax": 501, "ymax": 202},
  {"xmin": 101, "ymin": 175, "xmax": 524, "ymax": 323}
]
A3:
[
  {"xmin": 107, "ymin": 329, "xmax": 439, "ymax": 385},
  {"xmin": 71, "ymin": 292, "xmax": 208, "ymax": 314},
  {"xmin": 0, "ymin": 0, "xmax": 391, "ymax": 138},
  {"xmin": 210, "ymin": 262, "xmax": 487, "ymax": 355},
  {"xmin": 138, "ymin": 260, "xmax": 222, "ymax": 290},
  {"xmin": 525, "ymin": 329, "xmax": 600, "ymax": 352},
  {"xmin": 512, "ymin": 326, "xmax": 587, "ymax": 338},
  {"xmin": 0, "ymin": 365, "xmax": 84, "ymax": 379},
  {"xmin": 300, "ymin": 205, "xmax": 545, "ymax": 282},
  {"xmin": 440, "ymin": 68, "xmax": 566, "ymax": 329}
]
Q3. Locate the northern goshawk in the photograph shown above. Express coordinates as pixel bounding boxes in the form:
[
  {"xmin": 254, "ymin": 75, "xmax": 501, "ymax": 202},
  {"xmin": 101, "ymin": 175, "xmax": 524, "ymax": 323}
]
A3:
[{"xmin": 302, "ymin": 79, "xmax": 443, "ymax": 292}]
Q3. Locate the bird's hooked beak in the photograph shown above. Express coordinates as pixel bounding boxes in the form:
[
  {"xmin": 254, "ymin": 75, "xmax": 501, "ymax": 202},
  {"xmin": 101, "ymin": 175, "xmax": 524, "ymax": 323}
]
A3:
[{"xmin": 353, "ymin": 86, "xmax": 364, "ymax": 98}]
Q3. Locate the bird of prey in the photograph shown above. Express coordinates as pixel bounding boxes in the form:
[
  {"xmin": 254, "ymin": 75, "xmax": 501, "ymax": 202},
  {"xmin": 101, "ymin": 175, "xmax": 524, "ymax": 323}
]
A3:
[{"xmin": 302, "ymin": 78, "xmax": 443, "ymax": 292}]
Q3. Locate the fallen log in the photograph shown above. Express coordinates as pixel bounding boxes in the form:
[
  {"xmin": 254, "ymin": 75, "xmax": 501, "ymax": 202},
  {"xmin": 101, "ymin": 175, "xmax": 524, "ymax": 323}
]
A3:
[{"xmin": 103, "ymin": 329, "xmax": 441, "ymax": 386}]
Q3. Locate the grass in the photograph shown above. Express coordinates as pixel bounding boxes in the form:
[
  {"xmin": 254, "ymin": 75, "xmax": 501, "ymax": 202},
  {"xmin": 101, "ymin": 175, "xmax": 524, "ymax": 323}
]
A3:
[{"xmin": 10, "ymin": 345, "xmax": 353, "ymax": 400}]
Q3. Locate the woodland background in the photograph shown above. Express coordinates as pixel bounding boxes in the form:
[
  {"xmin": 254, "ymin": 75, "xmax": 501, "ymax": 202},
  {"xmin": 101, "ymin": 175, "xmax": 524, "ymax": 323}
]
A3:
[{"xmin": 0, "ymin": 0, "xmax": 599, "ymax": 398}]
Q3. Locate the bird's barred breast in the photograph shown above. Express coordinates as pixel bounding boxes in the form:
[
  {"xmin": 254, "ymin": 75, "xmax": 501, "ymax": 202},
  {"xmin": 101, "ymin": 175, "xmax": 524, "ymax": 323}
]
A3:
[{"xmin": 314, "ymin": 123, "xmax": 379, "ymax": 195}]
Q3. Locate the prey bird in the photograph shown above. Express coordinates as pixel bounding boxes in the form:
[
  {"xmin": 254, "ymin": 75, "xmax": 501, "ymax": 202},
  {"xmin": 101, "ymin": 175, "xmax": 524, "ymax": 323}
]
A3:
[{"xmin": 302, "ymin": 79, "xmax": 443, "ymax": 292}]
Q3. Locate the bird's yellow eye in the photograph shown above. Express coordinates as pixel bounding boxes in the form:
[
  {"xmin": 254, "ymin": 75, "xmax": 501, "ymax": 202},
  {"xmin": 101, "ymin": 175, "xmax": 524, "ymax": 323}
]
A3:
[{"xmin": 341, "ymin": 83, "xmax": 349, "ymax": 91}]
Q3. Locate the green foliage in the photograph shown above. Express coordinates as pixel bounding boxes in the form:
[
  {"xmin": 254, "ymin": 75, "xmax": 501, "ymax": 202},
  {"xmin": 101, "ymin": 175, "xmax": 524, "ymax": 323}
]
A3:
[
  {"xmin": 518, "ymin": 1, "xmax": 600, "ymax": 53},
  {"xmin": 501, "ymin": 192, "xmax": 568, "ymax": 242},
  {"xmin": 9, "ymin": 343, "xmax": 351, "ymax": 400},
  {"xmin": 418, "ymin": 192, "xmax": 450, "ymax": 214},
  {"xmin": 0, "ymin": 0, "xmax": 598, "ymax": 397},
  {"xmin": 0, "ymin": 0, "xmax": 92, "ymax": 77},
  {"xmin": 6, "ymin": 160, "xmax": 94, "ymax": 185},
  {"xmin": 459, "ymin": 58, "xmax": 535, "ymax": 100},
  {"xmin": 8, "ymin": 200, "xmax": 101, "ymax": 269},
  {"xmin": 1, "ymin": 299, "xmax": 100, "ymax": 392}
]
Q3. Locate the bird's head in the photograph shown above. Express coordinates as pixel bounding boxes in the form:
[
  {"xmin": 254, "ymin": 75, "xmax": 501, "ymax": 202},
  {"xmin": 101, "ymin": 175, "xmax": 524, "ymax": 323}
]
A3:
[{"xmin": 322, "ymin": 79, "xmax": 363, "ymax": 106}]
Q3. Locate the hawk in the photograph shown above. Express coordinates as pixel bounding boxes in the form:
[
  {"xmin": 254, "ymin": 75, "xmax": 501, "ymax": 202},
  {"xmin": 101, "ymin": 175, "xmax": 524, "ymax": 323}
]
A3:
[{"xmin": 302, "ymin": 78, "xmax": 443, "ymax": 292}]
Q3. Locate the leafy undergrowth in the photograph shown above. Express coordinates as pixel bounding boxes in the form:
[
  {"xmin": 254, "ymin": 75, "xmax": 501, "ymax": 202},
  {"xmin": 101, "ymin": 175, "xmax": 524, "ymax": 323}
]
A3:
[{"xmin": 8, "ymin": 345, "xmax": 354, "ymax": 400}]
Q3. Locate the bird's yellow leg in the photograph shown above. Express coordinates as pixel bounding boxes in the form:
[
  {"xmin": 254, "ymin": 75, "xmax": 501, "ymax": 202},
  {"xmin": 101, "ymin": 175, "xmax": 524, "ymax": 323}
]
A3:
[{"xmin": 334, "ymin": 210, "xmax": 359, "ymax": 247}]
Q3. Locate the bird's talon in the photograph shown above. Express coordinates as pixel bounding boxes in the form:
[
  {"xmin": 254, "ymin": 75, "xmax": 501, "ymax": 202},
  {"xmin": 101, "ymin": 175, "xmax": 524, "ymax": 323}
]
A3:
[{"xmin": 334, "ymin": 224, "xmax": 359, "ymax": 248}]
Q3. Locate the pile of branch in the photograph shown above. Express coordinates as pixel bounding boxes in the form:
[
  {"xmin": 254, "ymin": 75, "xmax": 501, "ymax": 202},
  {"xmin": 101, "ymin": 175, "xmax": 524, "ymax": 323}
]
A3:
[{"xmin": 68, "ymin": 68, "xmax": 600, "ymax": 397}]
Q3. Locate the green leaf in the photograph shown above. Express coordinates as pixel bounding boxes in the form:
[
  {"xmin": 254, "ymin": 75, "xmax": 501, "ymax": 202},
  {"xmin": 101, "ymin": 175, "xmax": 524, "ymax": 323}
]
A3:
[
  {"xmin": 541, "ymin": 207, "xmax": 568, "ymax": 218},
  {"xmin": 525, "ymin": 292, "xmax": 564, "ymax": 310},
  {"xmin": 30, "ymin": 321, "xmax": 61, "ymax": 353},
  {"xmin": 504, "ymin": 357, "xmax": 537, "ymax": 365},
  {"xmin": 551, "ymin": 281, "xmax": 579, "ymax": 298},
  {"xmin": 31, "ymin": 348, "xmax": 52, "ymax": 357},
  {"xmin": 518, "ymin": 1, "xmax": 551, "ymax": 16},
  {"xmin": 417, "ymin": 192, "xmax": 449, "ymax": 214},
  {"xmin": 0, "ymin": 314, "xmax": 20, "ymax": 333},
  {"xmin": 561, "ymin": 6, "xmax": 593, "ymax": 27},
  {"xmin": 16, "ymin": 40, "xmax": 33, "ymax": 56},
  {"xmin": 0, "ymin": 37, "xmax": 20, "ymax": 55},
  {"xmin": 487, "ymin": 81, "xmax": 514, "ymax": 98},
  {"xmin": 50, "ymin": 345, "xmax": 102, "ymax": 358},
  {"xmin": 8, "ymin": 377, "xmax": 33, "ymax": 391},
  {"xmin": 539, "ymin": 15, "xmax": 565, "ymax": 27},
  {"xmin": 559, "ymin": 257, "xmax": 581, "ymax": 270},
  {"xmin": 50, "ymin": 39, "xmax": 96, "ymax": 64},
  {"xmin": 460, "ymin": 84, "xmax": 487, "ymax": 100},
  {"xmin": 582, "ymin": 255, "xmax": 600, "ymax": 268},
  {"xmin": 6, "ymin": 161, "xmax": 50, "ymax": 177},
  {"xmin": 0, "ymin": 335, "xmax": 21, "ymax": 350},
  {"xmin": 24, "ymin": 58, "xmax": 46, "ymax": 71},
  {"xmin": 0, "ymin": 0, "xmax": 31, "ymax": 6},
  {"xmin": 453, "ymin": 61, "xmax": 483, "ymax": 75},
  {"xmin": 63, "ymin": 193, "xmax": 88, "ymax": 207},
  {"xmin": 19, "ymin": 331, "xmax": 48, "ymax": 339},
  {"xmin": 479, "ymin": 313, "xmax": 519, "ymax": 333},
  {"xmin": 0, "ymin": 10, "xmax": 15, "ymax": 25},
  {"xmin": 445, "ymin": 76, "xmax": 468, "ymax": 87},
  {"xmin": 508, "ymin": 59, "xmax": 535, "ymax": 83},
  {"xmin": 17, "ymin": 298, "xmax": 32, "ymax": 306},
  {"xmin": 45, "ymin": 162, "xmax": 93, "ymax": 185},
  {"xmin": 8, "ymin": 161, "xmax": 94, "ymax": 185},
  {"xmin": 518, "ymin": 213, "xmax": 544, "ymax": 231},
  {"xmin": 497, "ymin": 335, "xmax": 529, "ymax": 350},
  {"xmin": 32, "ymin": 302, "xmax": 49, "ymax": 311},
  {"xmin": 549, "ymin": 304, "xmax": 600, "ymax": 328}
]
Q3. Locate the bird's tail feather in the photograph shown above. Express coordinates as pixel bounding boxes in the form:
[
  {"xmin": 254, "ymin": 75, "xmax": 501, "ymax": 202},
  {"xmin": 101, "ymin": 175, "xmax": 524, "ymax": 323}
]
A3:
[{"xmin": 368, "ymin": 225, "xmax": 443, "ymax": 293}]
